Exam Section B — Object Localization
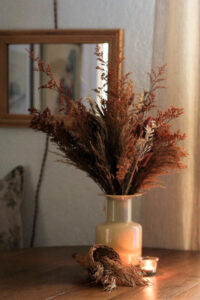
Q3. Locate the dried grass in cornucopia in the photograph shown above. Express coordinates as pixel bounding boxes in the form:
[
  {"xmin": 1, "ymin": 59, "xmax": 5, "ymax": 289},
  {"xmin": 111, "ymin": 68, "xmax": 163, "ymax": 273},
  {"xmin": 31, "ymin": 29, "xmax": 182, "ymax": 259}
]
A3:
[
  {"xmin": 27, "ymin": 46, "xmax": 187, "ymax": 196},
  {"xmin": 73, "ymin": 244, "xmax": 148, "ymax": 291}
]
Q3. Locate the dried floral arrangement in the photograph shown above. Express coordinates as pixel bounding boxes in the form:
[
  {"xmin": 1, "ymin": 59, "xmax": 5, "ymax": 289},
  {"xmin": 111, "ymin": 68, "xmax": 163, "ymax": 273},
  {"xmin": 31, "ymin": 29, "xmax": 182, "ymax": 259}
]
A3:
[
  {"xmin": 28, "ymin": 47, "xmax": 187, "ymax": 195},
  {"xmin": 73, "ymin": 244, "xmax": 148, "ymax": 291}
]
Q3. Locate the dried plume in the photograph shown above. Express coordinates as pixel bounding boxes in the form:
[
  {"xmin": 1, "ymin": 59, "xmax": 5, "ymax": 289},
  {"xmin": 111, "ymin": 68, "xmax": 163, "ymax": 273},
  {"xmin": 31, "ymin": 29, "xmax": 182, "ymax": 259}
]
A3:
[{"xmin": 27, "ymin": 46, "xmax": 187, "ymax": 195}]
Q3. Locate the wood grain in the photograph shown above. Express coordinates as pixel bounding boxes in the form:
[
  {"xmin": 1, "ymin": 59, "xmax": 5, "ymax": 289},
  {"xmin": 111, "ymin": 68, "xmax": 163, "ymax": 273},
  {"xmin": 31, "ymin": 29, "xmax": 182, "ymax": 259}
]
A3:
[{"xmin": 1, "ymin": 247, "xmax": 200, "ymax": 300}]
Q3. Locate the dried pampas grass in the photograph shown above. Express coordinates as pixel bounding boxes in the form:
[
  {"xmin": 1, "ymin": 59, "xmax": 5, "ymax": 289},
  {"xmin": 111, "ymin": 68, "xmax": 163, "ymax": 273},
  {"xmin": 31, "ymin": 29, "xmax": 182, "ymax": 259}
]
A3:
[{"xmin": 27, "ymin": 47, "xmax": 187, "ymax": 196}]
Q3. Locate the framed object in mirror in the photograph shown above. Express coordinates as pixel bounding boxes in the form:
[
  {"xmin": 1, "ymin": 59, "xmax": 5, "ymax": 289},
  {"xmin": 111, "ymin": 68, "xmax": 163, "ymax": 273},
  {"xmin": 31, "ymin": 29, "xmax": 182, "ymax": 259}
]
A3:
[{"xmin": 0, "ymin": 29, "xmax": 123, "ymax": 127}]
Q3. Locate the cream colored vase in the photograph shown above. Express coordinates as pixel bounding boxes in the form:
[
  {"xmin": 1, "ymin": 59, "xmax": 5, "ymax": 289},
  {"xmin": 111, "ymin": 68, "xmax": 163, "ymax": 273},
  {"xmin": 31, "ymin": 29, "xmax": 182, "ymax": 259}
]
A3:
[{"xmin": 95, "ymin": 195, "xmax": 142, "ymax": 265}]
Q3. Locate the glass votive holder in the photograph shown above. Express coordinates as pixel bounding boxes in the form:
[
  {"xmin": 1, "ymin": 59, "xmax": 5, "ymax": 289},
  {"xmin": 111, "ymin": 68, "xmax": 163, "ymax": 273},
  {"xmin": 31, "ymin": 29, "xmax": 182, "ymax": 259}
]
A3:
[{"xmin": 138, "ymin": 256, "xmax": 159, "ymax": 276}]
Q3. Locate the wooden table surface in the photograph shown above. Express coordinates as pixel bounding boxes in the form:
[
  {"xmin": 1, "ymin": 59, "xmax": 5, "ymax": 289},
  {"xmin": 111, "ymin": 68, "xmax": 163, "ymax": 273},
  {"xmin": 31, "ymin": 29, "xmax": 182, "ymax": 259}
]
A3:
[{"xmin": 1, "ymin": 246, "xmax": 200, "ymax": 300}]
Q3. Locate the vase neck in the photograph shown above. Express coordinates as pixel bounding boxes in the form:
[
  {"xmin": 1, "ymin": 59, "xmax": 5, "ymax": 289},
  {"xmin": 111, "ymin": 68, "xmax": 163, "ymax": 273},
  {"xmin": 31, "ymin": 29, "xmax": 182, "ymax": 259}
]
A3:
[{"xmin": 106, "ymin": 197, "xmax": 132, "ymax": 222}]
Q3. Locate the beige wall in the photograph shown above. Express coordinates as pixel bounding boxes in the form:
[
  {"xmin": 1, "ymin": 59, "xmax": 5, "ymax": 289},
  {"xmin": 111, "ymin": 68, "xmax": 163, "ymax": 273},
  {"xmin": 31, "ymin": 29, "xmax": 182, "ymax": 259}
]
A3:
[{"xmin": 0, "ymin": 0, "xmax": 156, "ymax": 247}]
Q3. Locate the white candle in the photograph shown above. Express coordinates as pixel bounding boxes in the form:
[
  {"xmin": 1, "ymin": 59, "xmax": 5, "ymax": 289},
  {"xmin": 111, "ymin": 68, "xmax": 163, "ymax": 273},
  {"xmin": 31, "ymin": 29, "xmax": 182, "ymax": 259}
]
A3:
[{"xmin": 138, "ymin": 256, "xmax": 159, "ymax": 275}]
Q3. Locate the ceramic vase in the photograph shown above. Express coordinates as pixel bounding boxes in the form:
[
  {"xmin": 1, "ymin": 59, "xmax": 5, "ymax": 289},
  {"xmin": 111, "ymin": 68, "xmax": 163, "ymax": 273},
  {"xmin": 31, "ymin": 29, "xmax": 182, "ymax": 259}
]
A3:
[{"xmin": 95, "ymin": 195, "xmax": 142, "ymax": 265}]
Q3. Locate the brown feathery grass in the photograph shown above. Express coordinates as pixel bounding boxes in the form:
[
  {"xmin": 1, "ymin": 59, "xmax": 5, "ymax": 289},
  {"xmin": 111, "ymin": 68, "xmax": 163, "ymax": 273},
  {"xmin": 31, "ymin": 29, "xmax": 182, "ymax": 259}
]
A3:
[{"xmin": 27, "ymin": 46, "xmax": 188, "ymax": 195}]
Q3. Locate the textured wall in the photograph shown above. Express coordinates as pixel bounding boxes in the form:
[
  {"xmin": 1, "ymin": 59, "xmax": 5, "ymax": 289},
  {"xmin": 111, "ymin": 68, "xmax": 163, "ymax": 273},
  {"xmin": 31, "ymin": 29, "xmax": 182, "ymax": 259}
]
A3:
[{"xmin": 0, "ymin": 0, "xmax": 156, "ymax": 247}]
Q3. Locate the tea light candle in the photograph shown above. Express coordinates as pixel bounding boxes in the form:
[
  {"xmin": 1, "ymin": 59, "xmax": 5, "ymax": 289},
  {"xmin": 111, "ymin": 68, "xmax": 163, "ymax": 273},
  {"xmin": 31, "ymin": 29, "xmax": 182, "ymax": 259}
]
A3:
[{"xmin": 138, "ymin": 256, "xmax": 159, "ymax": 275}]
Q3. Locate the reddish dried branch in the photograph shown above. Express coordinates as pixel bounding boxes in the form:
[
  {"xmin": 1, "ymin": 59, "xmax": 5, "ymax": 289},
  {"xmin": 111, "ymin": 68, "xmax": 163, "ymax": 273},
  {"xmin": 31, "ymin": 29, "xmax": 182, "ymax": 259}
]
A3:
[{"xmin": 28, "ymin": 48, "xmax": 187, "ymax": 195}]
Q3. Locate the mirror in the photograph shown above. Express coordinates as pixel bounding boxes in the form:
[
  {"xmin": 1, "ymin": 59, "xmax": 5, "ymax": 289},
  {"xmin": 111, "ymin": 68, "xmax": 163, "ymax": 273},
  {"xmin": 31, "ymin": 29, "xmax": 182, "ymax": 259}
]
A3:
[
  {"xmin": 0, "ymin": 29, "xmax": 123, "ymax": 126},
  {"xmin": 8, "ymin": 43, "xmax": 109, "ymax": 115}
]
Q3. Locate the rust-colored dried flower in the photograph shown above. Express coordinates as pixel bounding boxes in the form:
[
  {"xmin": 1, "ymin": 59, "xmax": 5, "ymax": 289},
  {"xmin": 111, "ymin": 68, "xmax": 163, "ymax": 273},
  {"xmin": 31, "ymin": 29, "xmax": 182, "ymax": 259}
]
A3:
[{"xmin": 27, "ymin": 46, "xmax": 187, "ymax": 195}]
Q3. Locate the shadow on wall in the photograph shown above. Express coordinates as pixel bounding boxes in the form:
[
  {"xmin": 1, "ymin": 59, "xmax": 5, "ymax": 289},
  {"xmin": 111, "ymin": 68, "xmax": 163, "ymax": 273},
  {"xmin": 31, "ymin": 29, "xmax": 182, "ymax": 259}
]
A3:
[{"xmin": 21, "ymin": 165, "xmax": 37, "ymax": 248}]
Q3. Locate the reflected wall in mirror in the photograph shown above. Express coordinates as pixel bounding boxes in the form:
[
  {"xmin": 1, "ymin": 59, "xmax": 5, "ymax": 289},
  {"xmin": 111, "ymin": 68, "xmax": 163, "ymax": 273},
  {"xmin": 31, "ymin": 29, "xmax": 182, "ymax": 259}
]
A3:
[
  {"xmin": 8, "ymin": 43, "xmax": 109, "ymax": 115},
  {"xmin": 0, "ymin": 30, "xmax": 123, "ymax": 126}
]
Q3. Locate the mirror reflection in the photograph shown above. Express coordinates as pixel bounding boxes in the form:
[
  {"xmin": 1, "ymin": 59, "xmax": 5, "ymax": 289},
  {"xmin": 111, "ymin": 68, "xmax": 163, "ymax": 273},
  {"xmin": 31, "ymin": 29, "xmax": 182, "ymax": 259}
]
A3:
[{"xmin": 8, "ymin": 43, "xmax": 109, "ymax": 114}]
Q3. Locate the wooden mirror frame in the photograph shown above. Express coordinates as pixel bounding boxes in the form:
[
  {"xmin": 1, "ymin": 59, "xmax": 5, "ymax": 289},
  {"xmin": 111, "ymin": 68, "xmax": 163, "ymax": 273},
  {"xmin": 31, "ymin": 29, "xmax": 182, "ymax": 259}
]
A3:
[{"xmin": 0, "ymin": 29, "xmax": 123, "ymax": 127}]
